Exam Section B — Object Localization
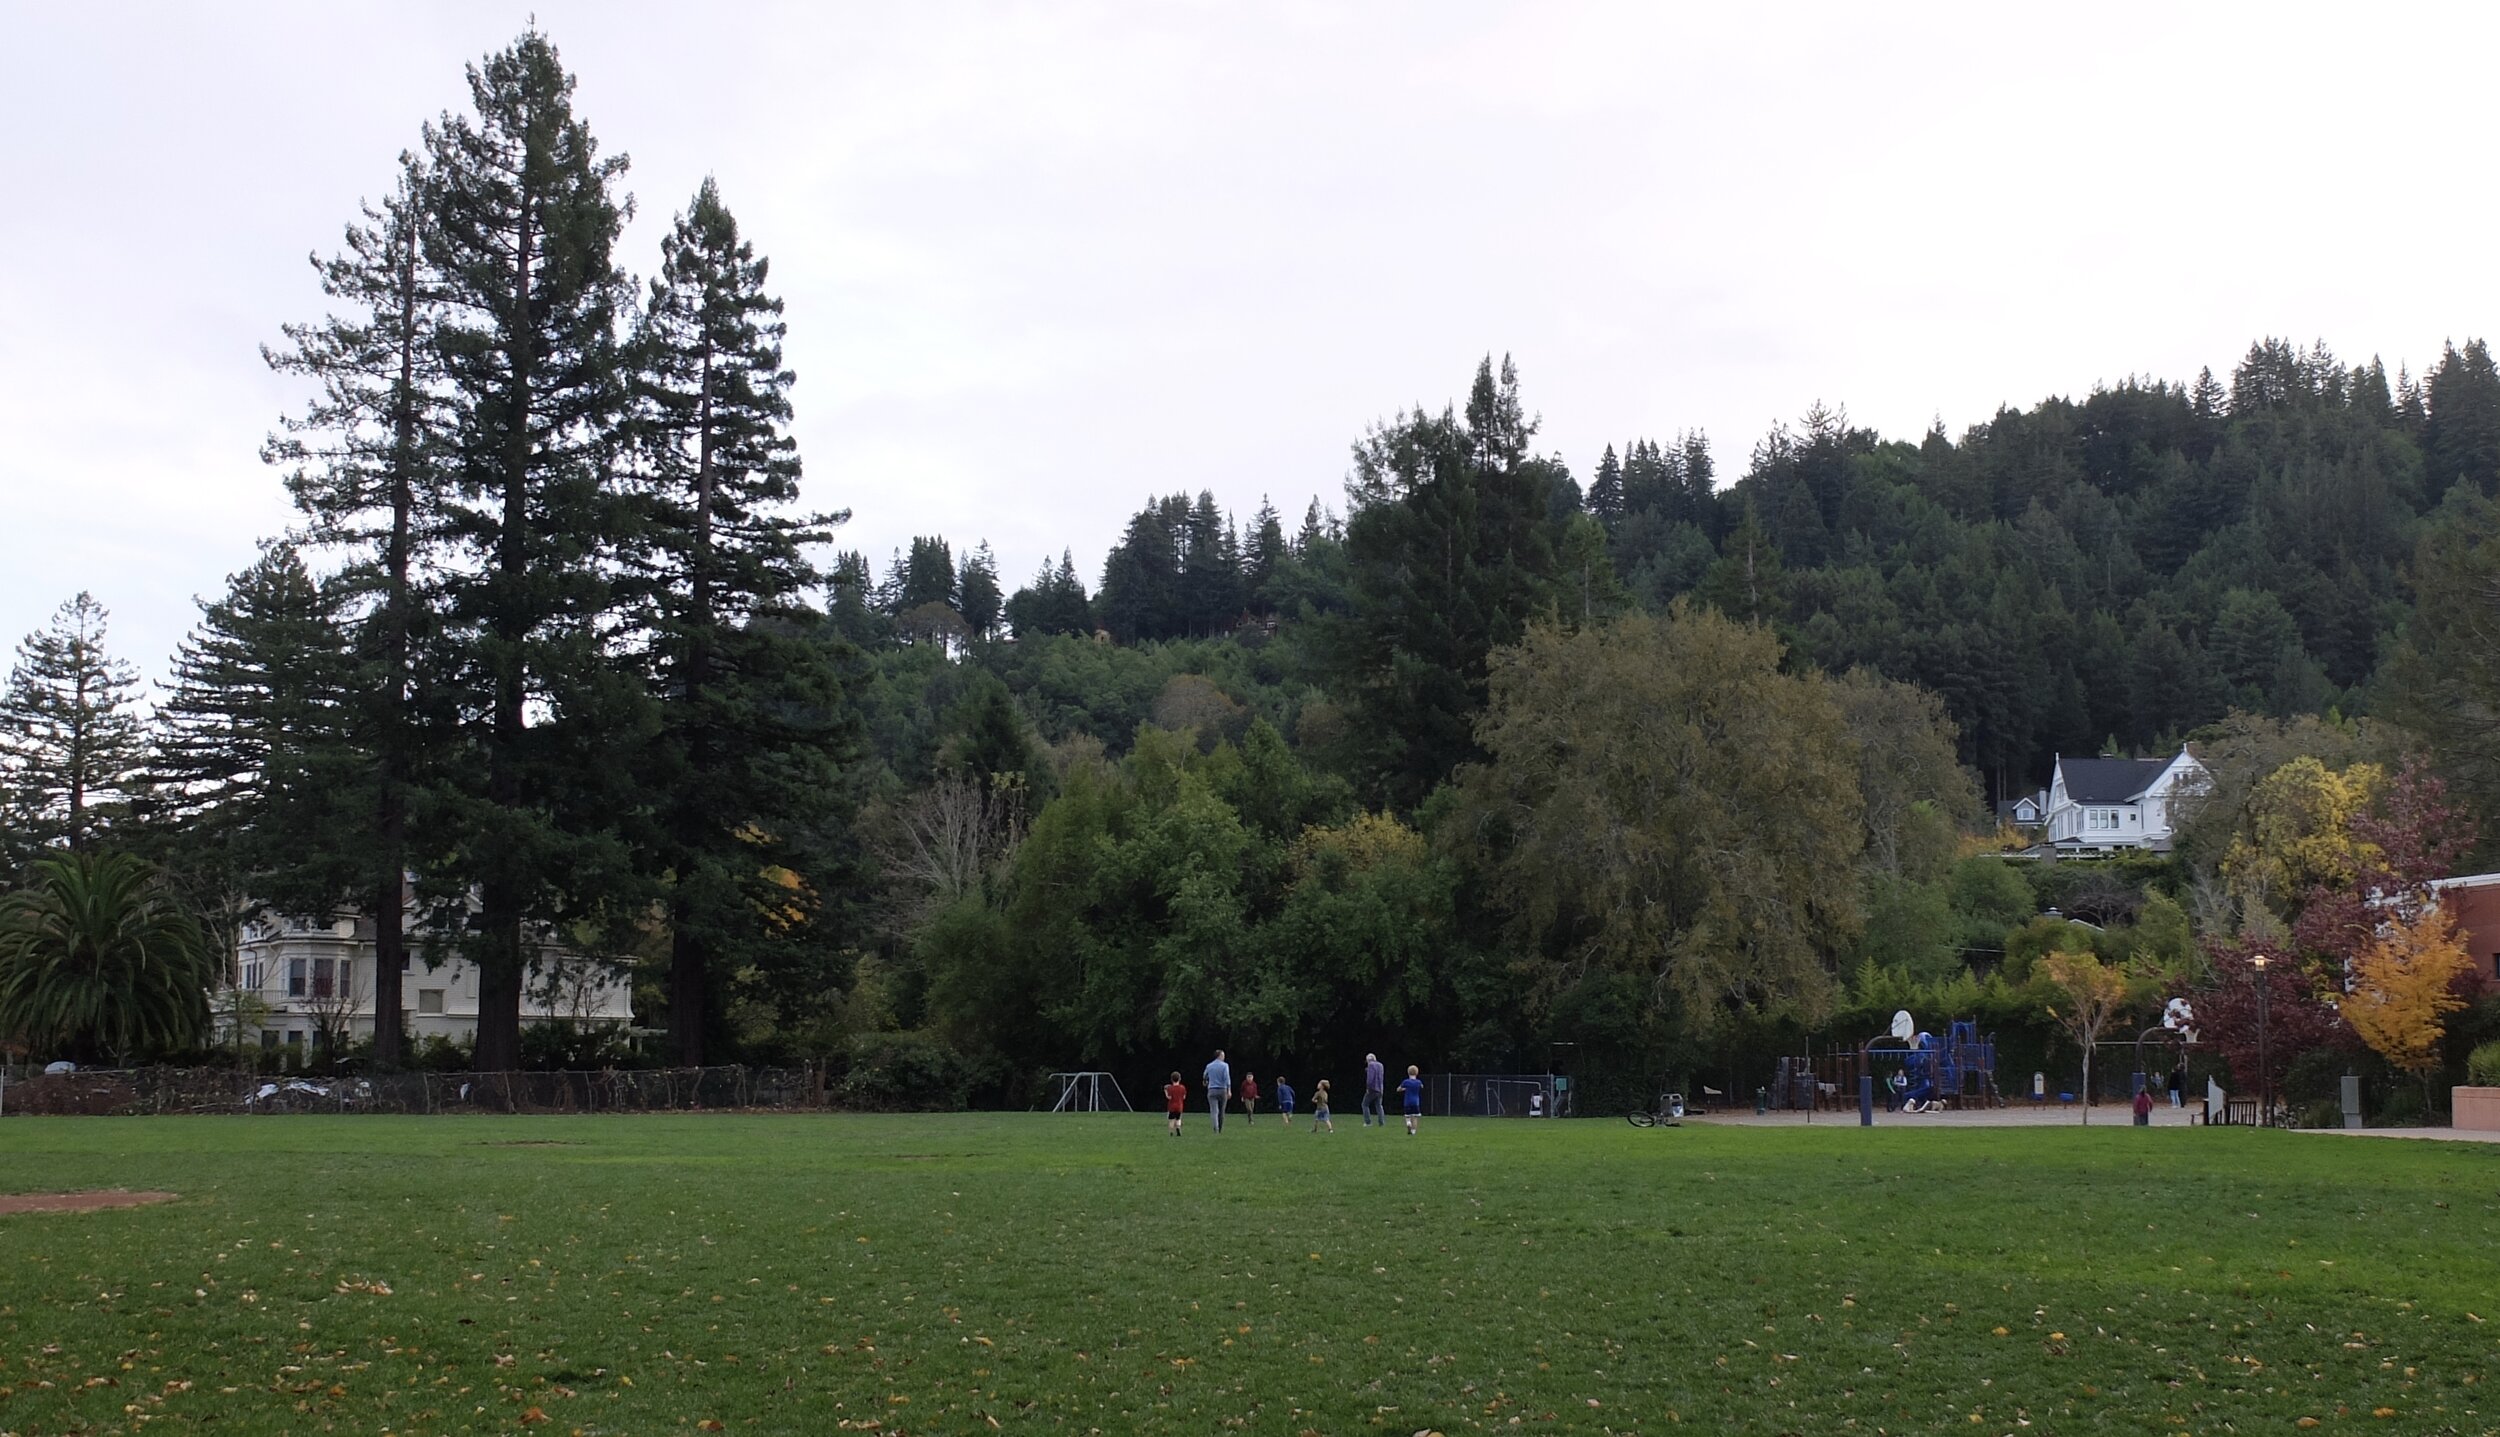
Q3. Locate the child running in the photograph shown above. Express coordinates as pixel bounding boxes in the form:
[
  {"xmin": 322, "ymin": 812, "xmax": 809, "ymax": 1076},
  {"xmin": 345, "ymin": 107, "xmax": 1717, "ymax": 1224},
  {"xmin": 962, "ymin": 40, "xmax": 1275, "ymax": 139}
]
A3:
[
  {"xmin": 1400, "ymin": 1065, "xmax": 1424, "ymax": 1135},
  {"xmin": 1240, "ymin": 1071, "xmax": 1260, "ymax": 1125},
  {"xmin": 1164, "ymin": 1071, "xmax": 1187, "ymax": 1136},
  {"xmin": 1275, "ymin": 1075, "xmax": 1296, "ymax": 1128},
  {"xmin": 1311, "ymin": 1079, "xmax": 1333, "ymax": 1132}
]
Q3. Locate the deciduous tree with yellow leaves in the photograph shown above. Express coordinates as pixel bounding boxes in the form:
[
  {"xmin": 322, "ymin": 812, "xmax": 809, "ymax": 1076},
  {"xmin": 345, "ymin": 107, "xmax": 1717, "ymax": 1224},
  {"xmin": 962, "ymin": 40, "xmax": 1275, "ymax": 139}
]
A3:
[
  {"xmin": 2342, "ymin": 907, "xmax": 2475, "ymax": 1107},
  {"xmin": 2038, "ymin": 949, "xmax": 2137, "ymax": 1124},
  {"xmin": 2220, "ymin": 756, "xmax": 2383, "ymax": 922}
]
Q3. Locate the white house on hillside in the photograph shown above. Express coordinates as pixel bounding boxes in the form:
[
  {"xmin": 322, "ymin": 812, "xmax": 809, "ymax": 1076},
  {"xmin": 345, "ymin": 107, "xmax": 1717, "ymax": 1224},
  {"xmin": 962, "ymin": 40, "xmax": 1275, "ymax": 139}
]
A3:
[
  {"xmin": 217, "ymin": 906, "xmax": 632, "ymax": 1058},
  {"xmin": 2038, "ymin": 747, "xmax": 2209, "ymax": 852}
]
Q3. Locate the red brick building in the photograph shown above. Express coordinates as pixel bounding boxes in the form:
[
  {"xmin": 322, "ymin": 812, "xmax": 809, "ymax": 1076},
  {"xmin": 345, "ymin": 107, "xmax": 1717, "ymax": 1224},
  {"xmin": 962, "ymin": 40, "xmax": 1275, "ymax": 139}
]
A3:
[{"xmin": 2430, "ymin": 874, "xmax": 2500, "ymax": 981}]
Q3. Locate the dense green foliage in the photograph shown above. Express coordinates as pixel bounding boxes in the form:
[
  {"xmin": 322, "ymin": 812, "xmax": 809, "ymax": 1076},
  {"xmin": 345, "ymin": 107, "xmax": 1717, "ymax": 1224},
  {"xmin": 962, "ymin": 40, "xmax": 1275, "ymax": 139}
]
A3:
[
  {"xmin": 4, "ymin": 1115, "xmax": 2498, "ymax": 1433},
  {"xmin": 0, "ymin": 851, "xmax": 211, "ymax": 1061},
  {"xmin": 0, "ymin": 593, "xmax": 146, "ymax": 858},
  {"xmin": 10, "ymin": 26, "xmax": 2500, "ymax": 1103}
]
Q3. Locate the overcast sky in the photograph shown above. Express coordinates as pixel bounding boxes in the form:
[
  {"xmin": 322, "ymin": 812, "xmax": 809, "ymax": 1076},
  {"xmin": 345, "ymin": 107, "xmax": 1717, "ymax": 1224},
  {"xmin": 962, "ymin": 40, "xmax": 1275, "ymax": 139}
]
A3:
[{"xmin": 4, "ymin": 2, "xmax": 2495, "ymax": 689}]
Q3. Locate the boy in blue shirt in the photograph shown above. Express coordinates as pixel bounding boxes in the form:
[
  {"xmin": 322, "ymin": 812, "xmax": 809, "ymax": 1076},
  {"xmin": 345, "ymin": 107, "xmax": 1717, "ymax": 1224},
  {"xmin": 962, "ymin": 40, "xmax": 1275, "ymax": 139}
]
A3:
[
  {"xmin": 1400, "ymin": 1065, "xmax": 1424, "ymax": 1135},
  {"xmin": 1275, "ymin": 1076, "xmax": 1296, "ymax": 1127}
]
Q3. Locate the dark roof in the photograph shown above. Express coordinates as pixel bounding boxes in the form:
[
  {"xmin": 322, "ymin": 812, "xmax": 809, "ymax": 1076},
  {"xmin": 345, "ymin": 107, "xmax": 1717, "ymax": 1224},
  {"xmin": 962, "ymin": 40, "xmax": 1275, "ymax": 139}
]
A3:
[{"xmin": 2058, "ymin": 756, "xmax": 2170, "ymax": 803}]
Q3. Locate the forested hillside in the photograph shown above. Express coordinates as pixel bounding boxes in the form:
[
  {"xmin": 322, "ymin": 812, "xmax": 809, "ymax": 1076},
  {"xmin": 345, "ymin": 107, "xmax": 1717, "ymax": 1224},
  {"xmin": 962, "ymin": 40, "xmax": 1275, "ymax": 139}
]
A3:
[{"xmin": 9, "ymin": 29, "xmax": 2500, "ymax": 1117}]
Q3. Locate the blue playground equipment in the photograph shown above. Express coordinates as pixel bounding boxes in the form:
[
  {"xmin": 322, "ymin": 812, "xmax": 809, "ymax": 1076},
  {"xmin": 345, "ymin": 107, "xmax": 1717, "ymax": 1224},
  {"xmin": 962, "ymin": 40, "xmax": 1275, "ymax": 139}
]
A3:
[{"xmin": 1861, "ymin": 1017, "xmax": 1999, "ymax": 1112}]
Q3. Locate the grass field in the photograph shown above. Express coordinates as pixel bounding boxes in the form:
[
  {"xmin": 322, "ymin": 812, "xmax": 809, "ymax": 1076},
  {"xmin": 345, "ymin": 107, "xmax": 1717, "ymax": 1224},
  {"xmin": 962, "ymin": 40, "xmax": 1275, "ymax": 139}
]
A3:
[{"xmin": 2, "ymin": 1114, "xmax": 2497, "ymax": 1436}]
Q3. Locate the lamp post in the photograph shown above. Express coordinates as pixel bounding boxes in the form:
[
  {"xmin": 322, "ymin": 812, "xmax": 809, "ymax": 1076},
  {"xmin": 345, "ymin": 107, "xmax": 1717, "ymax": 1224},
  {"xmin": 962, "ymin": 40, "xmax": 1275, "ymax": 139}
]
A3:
[{"xmin": 2250, "ymin": 953, "xmax": 2272, "ymax": 1128}]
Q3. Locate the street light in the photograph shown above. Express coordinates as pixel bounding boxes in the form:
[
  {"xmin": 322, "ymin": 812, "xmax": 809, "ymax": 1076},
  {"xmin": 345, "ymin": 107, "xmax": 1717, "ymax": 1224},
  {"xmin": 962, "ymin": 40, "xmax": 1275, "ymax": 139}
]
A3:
[{"xmin": 2250, "ymin": 953, "xmax": 2272, "ymax": 1128}]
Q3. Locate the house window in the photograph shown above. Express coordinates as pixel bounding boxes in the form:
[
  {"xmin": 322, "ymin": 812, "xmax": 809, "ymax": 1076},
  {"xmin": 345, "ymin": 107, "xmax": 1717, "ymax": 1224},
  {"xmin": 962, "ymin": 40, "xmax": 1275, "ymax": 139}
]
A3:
[
  {"xmin": 418, "ymin": 989, "xmax": 446, "ymax": 1015},
  {"xmin": 311, "ymin": 959, "xmax": 336, "ymax": 1000},
  {"xmin": 285, "ymin": 1030, "xmax": 304, "ymax": 1047},
  {"xmin": 287, "ymin": 959, "xmax": 308, "ymax": 998},
  {"xmin": 242, "ymin": 960, "xmax": 263, "ymax": 992}
]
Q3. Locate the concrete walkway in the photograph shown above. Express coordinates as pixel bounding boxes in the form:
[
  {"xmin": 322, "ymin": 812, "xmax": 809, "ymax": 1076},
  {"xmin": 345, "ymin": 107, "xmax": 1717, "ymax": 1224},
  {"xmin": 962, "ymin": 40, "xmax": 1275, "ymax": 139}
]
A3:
[
  {"xmin": 2292, "ymin": 1123, "xmax": 2500, "ymax": 1142},
  {"xmin": 1689, "ymin": 1104, "xmax": 2500, "ymax": 1139},
  {"xmin": 1692, "ymin": 1101, "xmax": 2201, "ymax": 1128}
]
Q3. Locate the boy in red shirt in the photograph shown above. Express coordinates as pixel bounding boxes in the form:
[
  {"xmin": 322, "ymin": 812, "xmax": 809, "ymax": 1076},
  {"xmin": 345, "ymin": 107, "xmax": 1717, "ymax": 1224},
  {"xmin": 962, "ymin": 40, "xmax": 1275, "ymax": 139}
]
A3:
[
  {"xmin": 1239, "ymin": 1072, "xmax": 1260, "ymax": 1125},
  {"xmin": 1165, "ymin": 1072, "xmax": 1188, "ymax": 1136}
]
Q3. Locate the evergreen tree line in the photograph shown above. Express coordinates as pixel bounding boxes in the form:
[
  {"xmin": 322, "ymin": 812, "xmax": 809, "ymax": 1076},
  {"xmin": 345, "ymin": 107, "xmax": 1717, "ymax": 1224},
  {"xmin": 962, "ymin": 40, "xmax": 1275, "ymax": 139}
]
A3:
[
  {"xmin": 5, "ymin": 31, "xmax": 855, "ymax": 1071},
  {"xmin": 15, "ymin": 28, "xmax": 2500, "ymax": 1102}
]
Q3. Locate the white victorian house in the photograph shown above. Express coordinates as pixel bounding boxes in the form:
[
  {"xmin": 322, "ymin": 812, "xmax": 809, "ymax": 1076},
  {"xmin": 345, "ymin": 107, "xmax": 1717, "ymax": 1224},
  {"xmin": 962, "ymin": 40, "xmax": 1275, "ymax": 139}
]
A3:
[
  {"xmin": 2039, "ymin": 747, "xmax": 2209, "ymax": 852},
  {"xmin": 217, "ymin": 903, "xmax": 633, "ymax": 1057}
]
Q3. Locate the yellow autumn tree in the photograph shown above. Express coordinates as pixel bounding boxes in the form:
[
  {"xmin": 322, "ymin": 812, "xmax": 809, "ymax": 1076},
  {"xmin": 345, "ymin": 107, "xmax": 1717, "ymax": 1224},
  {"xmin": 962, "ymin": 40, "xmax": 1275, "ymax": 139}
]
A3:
[
  {"xmin": 2037, "ymin": 950, "xmax": 2136, "ymax": 1125},
  {"xmin": 2221, "ymin": 757, "xmax": 2384, "ymax": 918},
  {"xmin": 2342, "ymin": 907, "xmax": 2473, "ymax": 1088},
  {"xmin": 1289, "ymin": 810, "xmax": 1427, "ymax": 878}
]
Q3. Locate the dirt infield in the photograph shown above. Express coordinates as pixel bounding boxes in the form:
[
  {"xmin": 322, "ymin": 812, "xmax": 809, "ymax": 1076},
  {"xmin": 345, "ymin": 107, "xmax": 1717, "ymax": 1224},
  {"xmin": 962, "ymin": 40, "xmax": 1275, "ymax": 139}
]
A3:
[{"xmin": 0, "ymin": 1190, "xmax": 178, "ymax": 1215}]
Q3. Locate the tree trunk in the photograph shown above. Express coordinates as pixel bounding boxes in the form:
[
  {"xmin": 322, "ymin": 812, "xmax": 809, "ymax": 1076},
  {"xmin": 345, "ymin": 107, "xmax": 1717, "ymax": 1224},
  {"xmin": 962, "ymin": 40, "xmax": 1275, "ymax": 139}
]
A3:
[
  {"xmin": 371, "ymin": 210, "xmax": 421, "ymax": 1071},
  {"xmin": 473, "ymin": 896, "xmax": 524, "ymax": 1072},
  {"xmin": 668, "ymin": 909, "xmax": 706, "ymax": 1069},
  {"xmin": 470, "ymin": 163, "xmax": 537, "ymax": 1071},
  {"xmin": 2080, "ymin": 1048, "xmax": 2093, "ymax": 1125},
  {"xmin": 664, "ymin": 342, "xmax": 718, "ymax": 1068},
  {"xmin": 371, "ymin": 868, "xmax": 406, "ymax": 1065}
]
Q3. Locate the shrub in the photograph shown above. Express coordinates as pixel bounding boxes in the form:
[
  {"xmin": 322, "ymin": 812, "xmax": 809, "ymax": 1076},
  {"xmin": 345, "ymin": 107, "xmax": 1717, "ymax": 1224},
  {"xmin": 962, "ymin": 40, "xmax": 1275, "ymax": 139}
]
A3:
[
  {"xmin": 838, "ymin": 1031, "xmax": 972, "ymax": 1111},
  {"xmin": 2290, "ymin": 1097, "xmax": 2344, "ymax": 1129},
  {"xmin": 2374, "ymin": 1084, "xmax": 2428, "ymax": 1127},
  {"xmin": 2467, "ymin": 1039, "xmax": 2500, "ymax": 1087}
]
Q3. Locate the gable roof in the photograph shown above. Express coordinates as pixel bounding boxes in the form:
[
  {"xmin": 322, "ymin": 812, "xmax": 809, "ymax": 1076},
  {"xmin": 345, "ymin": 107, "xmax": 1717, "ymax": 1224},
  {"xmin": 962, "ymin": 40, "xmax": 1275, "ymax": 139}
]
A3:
[{"xmin": 2057, "ymin": 756, "xmax": 2171, "ymax": 804}]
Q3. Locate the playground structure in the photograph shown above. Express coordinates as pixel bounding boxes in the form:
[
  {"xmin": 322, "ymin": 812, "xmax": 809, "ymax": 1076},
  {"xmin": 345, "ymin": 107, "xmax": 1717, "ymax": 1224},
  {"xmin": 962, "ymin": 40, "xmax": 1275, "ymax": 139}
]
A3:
[{"xmin": 1853, "ymin": 1016, "xmax": 2002, "ymax": 1111}]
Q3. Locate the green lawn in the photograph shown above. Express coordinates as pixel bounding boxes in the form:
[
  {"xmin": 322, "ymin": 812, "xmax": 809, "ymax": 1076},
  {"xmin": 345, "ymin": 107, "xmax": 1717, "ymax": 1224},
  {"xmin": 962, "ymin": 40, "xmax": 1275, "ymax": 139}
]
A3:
[{"xmin": 1, "ymin": 1115, "xmax": 2495, "ymax": 1435}]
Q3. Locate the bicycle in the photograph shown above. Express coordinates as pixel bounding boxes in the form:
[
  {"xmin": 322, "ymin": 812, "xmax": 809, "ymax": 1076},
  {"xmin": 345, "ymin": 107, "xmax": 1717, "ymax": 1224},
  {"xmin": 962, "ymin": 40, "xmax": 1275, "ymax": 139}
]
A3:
[{"xmin": 1625, "ymin": 1091, "xmax": 1684, "ymax": 1128}]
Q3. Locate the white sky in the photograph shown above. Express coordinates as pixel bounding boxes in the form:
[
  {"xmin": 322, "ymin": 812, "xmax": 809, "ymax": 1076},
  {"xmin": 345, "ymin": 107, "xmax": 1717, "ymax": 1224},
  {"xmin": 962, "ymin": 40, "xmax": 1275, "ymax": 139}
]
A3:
[{"xmin": 5, "ymin": 2, "xmax": 2496, "ymax": 689}]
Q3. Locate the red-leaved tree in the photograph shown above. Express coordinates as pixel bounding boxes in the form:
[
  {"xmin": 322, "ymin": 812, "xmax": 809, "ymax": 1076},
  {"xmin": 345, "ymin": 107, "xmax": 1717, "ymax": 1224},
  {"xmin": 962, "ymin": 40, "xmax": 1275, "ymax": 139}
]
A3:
[
  {"xmin": 2183, "ymin": 935, "xmax": 2358, "ymax": 1100},
  {"xmin": 2291, "ymin": 760, "xmax": 2476, "ymax": 962},
  {"xmin": 2191, "ymin": 762, "xmax": 2484, "ymax": 1106}
]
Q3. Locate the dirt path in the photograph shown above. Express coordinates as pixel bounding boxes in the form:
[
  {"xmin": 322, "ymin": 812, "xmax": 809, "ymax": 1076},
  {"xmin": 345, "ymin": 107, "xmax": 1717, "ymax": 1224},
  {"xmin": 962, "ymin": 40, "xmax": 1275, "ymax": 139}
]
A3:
[{"xmin": 0, "ymin": 1190, "xmax": 178, "ymax": 1215}]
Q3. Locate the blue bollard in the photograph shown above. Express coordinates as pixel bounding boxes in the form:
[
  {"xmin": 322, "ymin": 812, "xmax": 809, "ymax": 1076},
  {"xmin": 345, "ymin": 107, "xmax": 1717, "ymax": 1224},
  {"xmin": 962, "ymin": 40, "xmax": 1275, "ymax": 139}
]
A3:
[{"xmin": 1858, "ymin": 1074, "xmax": 1874, "ymax": 1126}]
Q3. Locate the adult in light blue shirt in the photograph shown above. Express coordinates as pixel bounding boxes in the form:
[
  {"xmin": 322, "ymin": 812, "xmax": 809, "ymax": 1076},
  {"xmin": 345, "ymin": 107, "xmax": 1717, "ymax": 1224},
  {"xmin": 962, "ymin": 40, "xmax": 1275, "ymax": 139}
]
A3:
[{"xmin": 1203, "ymin": 1050, "xmax": 1233, "ymax": 1132}]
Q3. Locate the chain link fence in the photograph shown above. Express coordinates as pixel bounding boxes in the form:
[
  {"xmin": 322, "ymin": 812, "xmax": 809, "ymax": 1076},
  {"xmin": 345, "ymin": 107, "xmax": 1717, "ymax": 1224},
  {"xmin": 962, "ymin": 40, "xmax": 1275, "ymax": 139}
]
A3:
[{"xmin": 0, "ymin": 1064, "xmax": 832, "ymax": 1117}]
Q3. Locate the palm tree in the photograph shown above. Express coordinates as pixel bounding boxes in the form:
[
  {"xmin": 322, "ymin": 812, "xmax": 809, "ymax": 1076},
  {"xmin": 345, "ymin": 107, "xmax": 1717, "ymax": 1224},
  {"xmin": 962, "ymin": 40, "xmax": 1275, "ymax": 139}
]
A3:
[{"xmin": 0, "ymin": 851, "xmax": 213, "ymax": 1064}]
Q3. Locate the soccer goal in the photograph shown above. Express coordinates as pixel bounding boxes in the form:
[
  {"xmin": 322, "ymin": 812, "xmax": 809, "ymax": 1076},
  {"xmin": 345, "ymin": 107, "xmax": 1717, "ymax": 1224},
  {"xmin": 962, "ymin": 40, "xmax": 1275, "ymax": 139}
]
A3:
[
  {"xmin": 1047, "ymin": 1072, "xmax": 1134, "ymax": 1112},
  {"xmin": 1426, "ymin": 1073, "xmax": 1559, "ymax": 1117}
]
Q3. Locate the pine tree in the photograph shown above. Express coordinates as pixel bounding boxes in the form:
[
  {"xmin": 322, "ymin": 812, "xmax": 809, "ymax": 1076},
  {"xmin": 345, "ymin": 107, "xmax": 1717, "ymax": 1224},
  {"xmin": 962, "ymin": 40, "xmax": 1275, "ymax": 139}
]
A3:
[
  {"xmin": 1050, "ymin": 551, "xmax": 1095, "ymax": 634},
  {"xmin": 1320, "ymin": 356, "xmax": 1576, "ymax": 809},
  {"xmin": 1295, "ymin": 499, "xmax": 1327, "ymax": 556},
  {"xmin": 2425, "ymin": 339, "xmax": 2500, "ymax": 502},
  {"xmin": 264, "ymin": 151, "xmax": 444, "ymax": 1066},
  {"xmin": 897, "ymin": 537, "xmax": 958, "ymax": 613},
  {"xmin": 1586, "ymin": 444, "xmax": 1625, "ymax": 528},
  {"xmin": 826, "ymin": 551, "xmax": 890, "ymax": 648},
  {"xmin": 1098, "ymin": 499, "xmax": 1185, "ymax": 641},
  {"xmin": 1181, "ymin": 491, "xmax": 1241, "ymax": 635},
  {"xmin": 629, "ymin": 177, "xmax": 858, "ymax": 1068},
  {"xmin": 1, "ymin": 593, "xmax": 147, "ymax": 859},
  {"xmin": 1245, "ymin": 498, "xmax": 1289, "ymax": 613},
  {"xmin": 1676, "ymin": 431, "xmax": 1717, "ymax": 528},
  {"xmin": 957, "ymin": 542, "xmax": 1004, "ymax": 639},
  {"xmin": 423, "ymin": 30, "xmax": 643, "ymax": 1072},
  {"xmin": 1695, "ymin": 505, "xmax": 1785, "ymax": 626},
  {"xmin": 145, "ymin": 548, "xmax": 362, "ymax": 963}
]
